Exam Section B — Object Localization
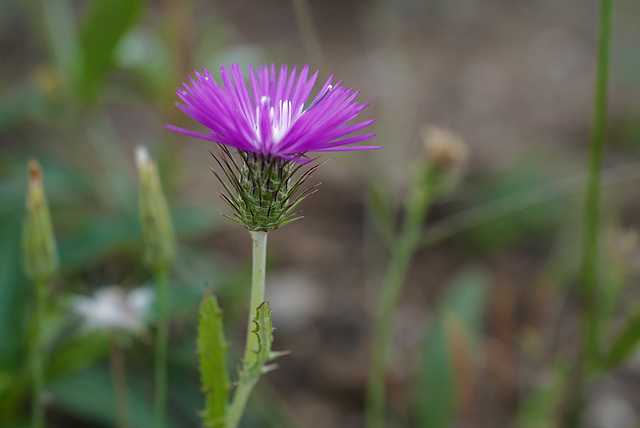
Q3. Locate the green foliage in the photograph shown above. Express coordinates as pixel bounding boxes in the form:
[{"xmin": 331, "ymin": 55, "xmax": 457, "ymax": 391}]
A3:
[
  {"xmin": 249, "ymin": 302, "xmax": 278, "ymax": 374},
  {"xmin": 50, "ymin": 367, "xmax": 178, "ymax": 428},
  {"xmin": 462, "ymin": 161, "xmax": 561, "ymax": 253},
  {"xmin": 198, "ymin": 291, "xmax": 230, "ymax": 428},
  {"xmin": 416, "ymin": 269, "xmax": 488, "ymax": 428},
  {"xmin": 77, "ymin": 0, "xmax": 145, "ymax": 99},
  {"xmin": 604, "ymin": 308, "xmax": 640, "ymax": 369},
  {"xmin": 516, "ymin": 359, "xmax": 570, "ymax": 428}
]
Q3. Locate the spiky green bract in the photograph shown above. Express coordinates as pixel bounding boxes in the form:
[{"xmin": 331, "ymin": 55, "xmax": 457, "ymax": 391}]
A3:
[
  {"xmin": 198, "ymin": 290, "xmax": 231, "ymax": 428},
  {"xmin": 210, "ymin": 145, "xmax": 322, "ymax": 231}
]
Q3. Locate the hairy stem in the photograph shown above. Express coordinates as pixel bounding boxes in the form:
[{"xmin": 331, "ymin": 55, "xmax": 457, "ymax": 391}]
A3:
[{"xmin": 366, "ymin": 178, "xmax": 433, "ymax": 428}]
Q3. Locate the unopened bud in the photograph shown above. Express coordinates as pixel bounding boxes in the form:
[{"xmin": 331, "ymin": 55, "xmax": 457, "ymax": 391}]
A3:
[
  {"xmin": 421, "ymin": 126, "xmax": 469, "ymax": 169},
  {"xmin": 22, "ymin": 158, "xmax": 58, "ymax": 284},
  {"xmin": 136, "ymin": 146, "xmax": 176, "ymax": 270},
  {"xmin": 414, "ymin": 126, "xmax": 469, "ymax": 196}
]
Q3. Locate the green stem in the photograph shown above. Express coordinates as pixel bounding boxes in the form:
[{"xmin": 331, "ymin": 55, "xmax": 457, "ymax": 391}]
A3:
[
  {"xmin": 366, "ymin": 176, "xmax": 433, "ymax": 428},
  {"xmin": 226, "ymin": 230, "xmax": 268, "ymax": 428},
  {"xmin": 155, "ymin": 267, "xmax": 170, "ymax": 428},
  {"xmin": 569, "ymin": 0, "xmax": 614, "ymax": 425},
  {"xmin": 109, "ymin": 329, "xmax": 130, "ymax": 428},
  {"xmin": 31, "ymin": 280, "xmax": 46, "ymax": 428}
]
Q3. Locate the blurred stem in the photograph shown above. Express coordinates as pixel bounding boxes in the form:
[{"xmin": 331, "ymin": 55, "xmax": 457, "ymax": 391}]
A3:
[
  {"xmin": 155, "ymin": 267, "xmax": 170, "ymax": 428},
  {"xmin": 31, "ymin": 280, "xmax": 46, "ymax": 428},
  {"xmin": 108, "ymin": 329, "xmax": 130, "ymax": 428},
  {"xmin": 290, "ymin": 0, "xmax": 325, "ymax": 68},
  {"xmin": 226, "ymin": 230, "xmax": 268, "ymax": 428},
  {"xmin": 366, "ymin": 175, "xmax": 433, "ymax": 428},
  {"xmin": 568, "ymin": 0, "xmax": 614, "ymax": 426},
  {"xmin": 420, "ymin": 160, "xmax": 640, "ymax": 248}
]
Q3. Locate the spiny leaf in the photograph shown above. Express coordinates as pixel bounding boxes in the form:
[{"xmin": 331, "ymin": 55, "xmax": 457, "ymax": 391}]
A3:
[
  {"xmin": 197, "ymin": 290, "xmax": 230, "ymax": 428},
  {"xmin": 250, "ymin": 302, "xmax": 274, "ymax": 373}
]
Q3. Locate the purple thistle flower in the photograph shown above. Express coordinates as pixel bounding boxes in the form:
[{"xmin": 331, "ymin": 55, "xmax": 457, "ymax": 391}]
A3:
[{"xmin": 166, "ymin": 63, "xmax": 378, "ymax": 161}]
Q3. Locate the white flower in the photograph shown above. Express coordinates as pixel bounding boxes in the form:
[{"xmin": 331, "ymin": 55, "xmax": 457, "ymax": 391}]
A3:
[{"xmin": 73, "ymin": 286, "xmax": 153, "ymax": 334}]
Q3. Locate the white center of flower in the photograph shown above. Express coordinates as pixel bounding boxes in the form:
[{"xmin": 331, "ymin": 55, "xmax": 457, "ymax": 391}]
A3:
[
  {"xmin": 255, "ymin": 97, "xmax": 303, "ymax": 145},
  {"xmin": 271, "ymin": 100, "xmax": 296, "ymax": 143}
]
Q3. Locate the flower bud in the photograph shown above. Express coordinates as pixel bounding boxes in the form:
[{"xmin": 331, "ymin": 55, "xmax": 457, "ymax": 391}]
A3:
[
  {"xmin": 22, "ymin": 158, "xmax": 59, "ymax": 284},
  {"xmin": 422, "ymin": 126, "xmax": 469, "ymax": 169},
  {"xmin": 136, "ymin": 146, "xmax": 176, "ymax": 271},
  {"xmin": 417, "ymin": 126, "xmax": 469, "ymax": 196}
]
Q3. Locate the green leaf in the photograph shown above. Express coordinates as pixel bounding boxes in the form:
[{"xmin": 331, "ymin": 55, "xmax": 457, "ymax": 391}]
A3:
[
  {"xmin": 605, "ymin": 308, "xmax": 640, "ymax": 369},
  {"xmin": 77, "ymin": 0, "xmax": 145, "ymax": 99},
  {"xmin": 417, "ymin": 316, "xmax": 455, "ymax": 428},
  {"xmin": 0, "ymin": 214, "xmax": 29, "ymax": 372},
  {"xmin": 50, "ymin": 366, "xmax": 179, "ymax": 428},
  {"xmin": 198, "ymin": 291, "xmax": 230, "ymax": 428},
  {"xmin": 416, "ymin": 268, "xmax": 488, "ymax": 428},
  {"xmin": 251, "ymin": 302, "xmax": 277, "ymax": 373},
  {"xmin": 515, "ymin": 359, "xmax": 570, "ymax": 428}
]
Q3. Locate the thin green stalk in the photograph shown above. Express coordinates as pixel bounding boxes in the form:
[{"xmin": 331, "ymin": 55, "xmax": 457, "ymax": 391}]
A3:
[
  {"xmin": 109, "ymin": 329, "xmax": 130, "ymax": 428},
  {"xmin": 569, "ymin": 0, "xmax": 614, "ymax": 425},
  {"xmin": 366, "ymin": 179, "xmax": 433, "ymax": 428},
  {"xmin": 226, "ymin": 230, "xmax": 268, "ymax": 428},
  {"xmin": 155, "ymin": 267, "xmax": 170, "ymax": 428},
  {"xmin": 242, "ymin": 231, "xmax": 268, "ymax": 368},
  {"xmin": 31, "ymin": 280, "xmax": 46, "ymax": 428}
]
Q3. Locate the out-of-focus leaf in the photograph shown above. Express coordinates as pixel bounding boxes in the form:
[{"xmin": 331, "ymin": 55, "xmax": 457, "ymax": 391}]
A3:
[
  {"xmin": 416, "ymin": 316, "xmax": 455, "ymax": 428},
  {"xmin": 50, "ymin": 366, "xmax": 178, "ymax": 428},
  {"xmin": 605, "ymin": 308, "xmax": 640, "ymax": 369},
  {"xmin": 59, "ymin": 215, "xmax": 139, "ymax": 269},
  {"xmin": 0, "ymin": 89, "xmax": 42, "ymax": 131},
  {"xmin": 416, "ymin": 268, "xmax": 488, "ymax": 428},
  {"xmin": 39, "ymin": 0, "xmax": 78, "ymax": 88},
  {"xmin": 77, "ymin": 0, "xmax": 145, "ymax": 99},
  {"xmin": 462, "ymin": 160, "xmax": 561, "ymax": 253},
  {"xmin": 198, "ymin": 291, "xmax": 230, "ymax": 428},
  {"xmin": 47, "ymin": 331, "xmax": 108, "ymax": 381},
  {"xmin": 0, "ymin": 214, "xmax": 29, "ymax": 372},
  {"xmin": 516, "ymin": 359, "xmax": 570, "ymax": 428}
]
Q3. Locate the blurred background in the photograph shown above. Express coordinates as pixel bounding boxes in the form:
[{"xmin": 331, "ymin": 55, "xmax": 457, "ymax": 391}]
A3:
[{"xmin": 2, "ymin": 0, "xmax": 640, "ymax": 427}]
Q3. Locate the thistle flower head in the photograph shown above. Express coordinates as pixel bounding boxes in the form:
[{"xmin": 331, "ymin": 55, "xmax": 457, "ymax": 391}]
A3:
[
  {"xmin": 167, "ymin": 64, "xmax": 378, "ymax": 231},
  {"xmin": 166, "ymin": 63, "xmax": 378, "ymax": 160}
]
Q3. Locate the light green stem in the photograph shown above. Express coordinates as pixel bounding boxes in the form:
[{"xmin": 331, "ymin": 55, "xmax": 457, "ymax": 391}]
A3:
[
  {"xmin": 155, "ymin": 267, "xmax": 169, "ymax": 428},
  {"xmin": 31, "ymin": 280, "xmax": 46, "ymax": 428},
  {"xmin": 568, "ymin": 0, "xmax": 614, "ymax": 426},
  {"xmin": 109, "ymin": 329, "xmax": 130, "ymax": 428},
  {"xmin": 366, "ymin": 178, "xmax": 433, "ymax": 428},
  {"xmin": 226, "ymin": 230, "xmax": 268, "ymax": 428}
]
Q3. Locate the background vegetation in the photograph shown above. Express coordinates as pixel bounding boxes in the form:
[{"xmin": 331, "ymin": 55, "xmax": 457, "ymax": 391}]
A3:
[{"xmin": 2, "ymin": 0, "xmax": 640, "ymax": 427}]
